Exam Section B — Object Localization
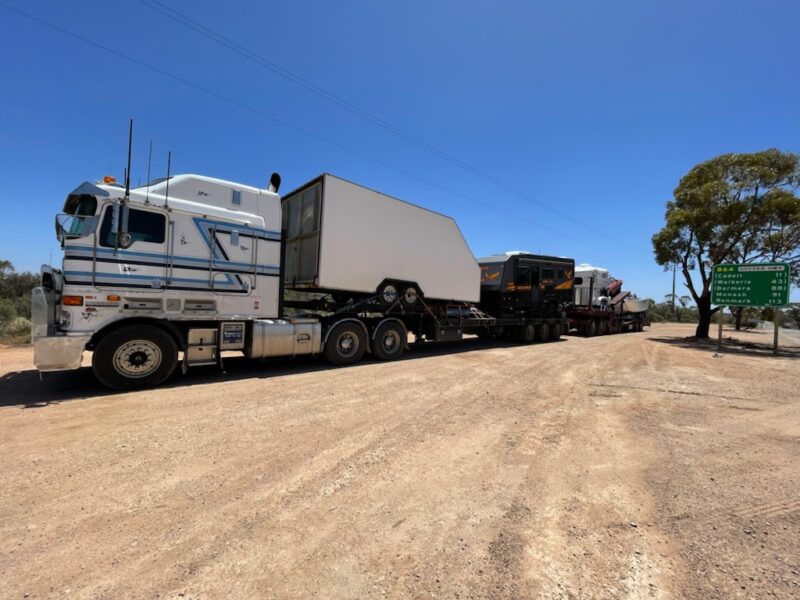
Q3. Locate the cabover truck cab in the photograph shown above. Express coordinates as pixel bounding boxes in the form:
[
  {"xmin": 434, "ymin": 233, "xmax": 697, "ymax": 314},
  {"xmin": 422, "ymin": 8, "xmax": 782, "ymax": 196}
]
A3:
[{"xmin": 32, "ymin": 173, "xmax": 292, "ymax": 389}]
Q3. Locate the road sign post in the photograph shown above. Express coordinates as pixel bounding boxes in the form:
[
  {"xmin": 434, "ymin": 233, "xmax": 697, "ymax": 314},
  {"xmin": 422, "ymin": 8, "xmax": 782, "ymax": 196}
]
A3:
[
  {"xmin": 774, "ymin": 308, "xmax": 780, "ymax": 355},
  {"xmin": 711, "ymin": 263, "xmax": 791, "ymax": 355}
]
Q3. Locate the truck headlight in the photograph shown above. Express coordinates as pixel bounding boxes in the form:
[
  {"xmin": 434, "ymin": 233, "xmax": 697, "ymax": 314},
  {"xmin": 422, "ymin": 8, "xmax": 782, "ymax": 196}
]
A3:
[{"xmin": 59, "ymin": 310, "xmax": 72, "ymax": 330}]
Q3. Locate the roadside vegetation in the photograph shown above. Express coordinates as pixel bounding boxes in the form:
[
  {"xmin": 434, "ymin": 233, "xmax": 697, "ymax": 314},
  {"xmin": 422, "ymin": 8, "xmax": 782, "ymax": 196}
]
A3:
[
  {"xmin": 0, "ymin": 260, "xmax": 38, "ymax": 344},
  {"xmin": 645, "ymin": 297, "xmax": 800, "ymax": 330},
  {"xmin": 652, "ymin": 149, "xmax": 800, "ymax": 338}
]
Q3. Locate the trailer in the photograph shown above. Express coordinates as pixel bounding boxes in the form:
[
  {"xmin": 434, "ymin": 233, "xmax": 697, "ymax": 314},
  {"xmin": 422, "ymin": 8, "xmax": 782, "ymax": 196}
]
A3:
[
  {"xmin": 475, "ymin": 252, "xmax": 573, "ymax": 341},
  {"xmin": 282, "ymin": 174, "xmax": 480, "ymax": 304},
  {"xmin": 566, "ymin": 263, "xmax": 648, "ymax": 336},
  {"xmin": 32, "ymin": 171, "xmax": 569, "ymax": 390}
]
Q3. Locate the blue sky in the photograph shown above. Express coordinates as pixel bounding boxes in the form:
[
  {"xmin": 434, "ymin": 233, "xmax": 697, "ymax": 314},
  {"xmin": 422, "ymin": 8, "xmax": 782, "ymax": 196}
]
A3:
[{"xmin": 1, "ymin": 0, "xmax": 798, "ymax": 302}]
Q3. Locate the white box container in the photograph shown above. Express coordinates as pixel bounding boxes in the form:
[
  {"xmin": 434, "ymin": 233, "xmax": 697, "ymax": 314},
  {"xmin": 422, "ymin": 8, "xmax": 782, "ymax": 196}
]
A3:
[{"xmin": 282, "ymin": 174, "xmax": 480, "ymax": 303}]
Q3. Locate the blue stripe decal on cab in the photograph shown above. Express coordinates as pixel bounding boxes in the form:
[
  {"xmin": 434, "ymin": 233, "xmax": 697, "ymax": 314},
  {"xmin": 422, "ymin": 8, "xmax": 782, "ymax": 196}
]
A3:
[
  {"xmin": 63, "ymin": 245, "xmax": 280, "ymax": 273},
  {"xmin": 63, "ymin": 270, "xmax": 240, "ymax": 286}
]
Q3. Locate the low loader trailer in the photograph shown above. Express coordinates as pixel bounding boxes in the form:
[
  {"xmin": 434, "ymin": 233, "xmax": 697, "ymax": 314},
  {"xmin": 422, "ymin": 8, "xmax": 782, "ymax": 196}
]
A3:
[{"xmin": 33, "ymin": 171, "xmax": 570, "ymax": 390}]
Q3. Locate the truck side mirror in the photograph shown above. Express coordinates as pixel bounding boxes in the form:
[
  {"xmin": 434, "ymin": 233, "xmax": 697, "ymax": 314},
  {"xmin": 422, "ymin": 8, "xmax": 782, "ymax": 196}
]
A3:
[{"xmin": 117, "ymin": 231, "xmax": 133, "ymax": 248}]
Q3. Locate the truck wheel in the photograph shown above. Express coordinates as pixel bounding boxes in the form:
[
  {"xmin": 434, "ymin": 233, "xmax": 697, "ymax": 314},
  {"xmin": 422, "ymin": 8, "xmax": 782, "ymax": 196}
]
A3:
[
  {"xmin": 537, "ymin": 322, "xmax": 550, "ymax": 342},
  {"xmin": 550, "ymin": 322, "xmax": 562, "ymax": 340},
  {"xmin": 377, "ymin": 282, "xmax": 399, "ymax": 305},
  {"xmin": 92, "ymin": 325, "xmax": 178, "ymax": 390},
  {"xmin": 518, "ymin": 320, "xmax": 536, "ymax": 343},
  {"xmin": 401, "ymin": 285, "xmax": 420, "ymax": 307},
  {"xmin": 372, "ymin": 321, "xmax": 405, "ymax": 361},
  {"xmin": 324, "ymin": 322, "xmax": 367, "ymax": 365},
  {"xmin": 599, "ymin": 320, "xmax": 608, "ymax": 335},
  {"xmin": 585, "ymin": 320, "xmax": 597, "ymax": 337}
]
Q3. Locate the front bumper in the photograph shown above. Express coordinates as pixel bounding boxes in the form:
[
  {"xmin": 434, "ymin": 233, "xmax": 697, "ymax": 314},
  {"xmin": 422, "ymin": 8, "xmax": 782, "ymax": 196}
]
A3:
[{"xmin": 34, "ymin": 334, "xmax": 92, "ymax": 372}]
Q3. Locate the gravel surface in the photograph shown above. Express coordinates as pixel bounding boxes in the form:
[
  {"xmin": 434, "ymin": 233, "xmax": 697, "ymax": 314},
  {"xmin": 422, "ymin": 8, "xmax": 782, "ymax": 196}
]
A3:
[{"xmin": 1, "ymin": 323, "xmax": 798, "ymax": 599}]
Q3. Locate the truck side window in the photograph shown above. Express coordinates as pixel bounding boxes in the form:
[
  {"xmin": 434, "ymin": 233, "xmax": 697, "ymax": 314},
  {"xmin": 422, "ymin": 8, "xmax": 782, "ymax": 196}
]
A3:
[
  {"xmin": 481, "ymin": 265, "xmax": 503, "ymax": 285},
  {"xmin": 99, "ymin": 207, "xmax": 166, "ymax": 247},
  {"xmin": 516, "ymin": 265, "xmax": 531, "ymax": 286},
  {"xmin": 542, "ymin": 268, "xmax": 555, "ymax": 282}
]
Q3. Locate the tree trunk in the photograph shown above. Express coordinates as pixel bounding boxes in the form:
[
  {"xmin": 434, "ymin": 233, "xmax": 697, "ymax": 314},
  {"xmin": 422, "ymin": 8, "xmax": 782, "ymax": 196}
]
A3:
[
  {"xmin": 734, "ymin": 307, "xmax": 743, "ymax": 331},
  {"xmin": 695, "ymin": 296, "xmax": 713, "ymax": 338}
]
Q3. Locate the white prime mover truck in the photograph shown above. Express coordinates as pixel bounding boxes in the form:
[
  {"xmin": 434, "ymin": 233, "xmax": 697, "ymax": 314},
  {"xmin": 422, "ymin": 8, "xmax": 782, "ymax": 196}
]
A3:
[{"xmin": 33, "ymin": 171, "xmax": 571, "ymax": 389}]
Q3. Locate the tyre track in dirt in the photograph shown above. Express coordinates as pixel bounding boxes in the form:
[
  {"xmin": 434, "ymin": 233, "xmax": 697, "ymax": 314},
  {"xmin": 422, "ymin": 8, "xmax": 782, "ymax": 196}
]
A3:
[{"xmin": 1, "ymin": 324, "xmax": 798, "ymax": 598}]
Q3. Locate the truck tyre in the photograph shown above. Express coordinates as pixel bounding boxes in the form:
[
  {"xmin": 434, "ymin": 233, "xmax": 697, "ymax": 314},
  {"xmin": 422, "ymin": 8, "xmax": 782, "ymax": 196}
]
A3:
[
  {"xmin": 550, "ymin": 322, "xmax": 562, "ymax": 340},
  {"xmin": 324, "ymin": 321, "xmax": 367, "ymax": 365},
  {"xmin": 92, "ymin": 324, "xmax": 178, "ymax": 390},
  {"xmin": 377, "ymin": 282, "xmax": 399, "ymax": 305},
  {"xmin": 401, "ymin": 285, "xmax": 420, "ymax": 307},
  {"xmin": 537, "ymin": 322, "xmax": 550, "ymax": 342},
  {"xmin": 599, "ymin": 320, "xmax": 608, "ymax": 335},
  {"xmin": 585, "ymin": 320, "xmax": 597, "ymax": 337},
  {"xmin": 372, "ymin": 321, "xmax": 405, "ymax": 361},
  {"xmin": 518, "ymin": 320, "xmax": 536, "ymax": 343}
]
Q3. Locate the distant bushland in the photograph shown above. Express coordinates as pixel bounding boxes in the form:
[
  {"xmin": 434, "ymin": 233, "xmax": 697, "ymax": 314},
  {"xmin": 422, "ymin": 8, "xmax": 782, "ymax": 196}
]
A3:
[{"xmin": 0, "ymin": 260, "xmax": 38, "ymax": 343}]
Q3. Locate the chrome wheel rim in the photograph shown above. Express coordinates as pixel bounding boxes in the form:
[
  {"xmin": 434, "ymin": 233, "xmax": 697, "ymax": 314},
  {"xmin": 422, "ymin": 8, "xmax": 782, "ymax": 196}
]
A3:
[
  {"xmin": 381, "ymin": 330, "xmax": 401, "ymax": 354},
  {"xmin": 380, "ymin": 284, "xmax": 398, "ymax": 304},
  {"xmin": 112, "ymin": 339, "xmax": 162, "ymax": 378},
  {"xmin": 336, "ymin": 332, "xmax": 359, "ymax": 358},
  {"xmin": 404, "ymin": 287, "xmax": 418, "ymax": 304}
]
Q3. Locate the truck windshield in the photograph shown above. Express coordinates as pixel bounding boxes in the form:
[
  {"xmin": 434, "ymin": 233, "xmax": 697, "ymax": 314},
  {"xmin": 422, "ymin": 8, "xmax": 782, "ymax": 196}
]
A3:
[
  {"xmin": 56, "ymin": 194, "xmax": 98, "ymax": 242},
  {"xmin": 66, "ymin": 195, "xmax": 97, "ymax": 215}
]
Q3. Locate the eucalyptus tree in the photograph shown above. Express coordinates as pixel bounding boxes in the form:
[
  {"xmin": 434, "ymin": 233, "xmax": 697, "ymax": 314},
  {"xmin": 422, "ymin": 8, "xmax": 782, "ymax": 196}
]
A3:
[{"xmin": 653, "ymin": 150, "xmax": 800, "ymax": 338}]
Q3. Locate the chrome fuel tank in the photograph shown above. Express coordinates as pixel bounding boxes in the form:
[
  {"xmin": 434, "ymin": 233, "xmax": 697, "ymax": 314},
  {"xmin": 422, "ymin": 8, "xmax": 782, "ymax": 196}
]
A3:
[{"xmin": 246, "ymin": 318, "xmax": 321, "ymax": 358}]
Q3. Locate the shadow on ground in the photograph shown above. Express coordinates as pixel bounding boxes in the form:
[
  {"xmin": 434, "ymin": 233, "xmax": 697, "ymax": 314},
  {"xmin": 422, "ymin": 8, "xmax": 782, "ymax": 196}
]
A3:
[
  {"xmin": 650, "ymin": 333, "xmax": 800, "ymax": 360},
  {"xmin": 0, "ymin": 337, "xmax": 567, "ymax": 409}
]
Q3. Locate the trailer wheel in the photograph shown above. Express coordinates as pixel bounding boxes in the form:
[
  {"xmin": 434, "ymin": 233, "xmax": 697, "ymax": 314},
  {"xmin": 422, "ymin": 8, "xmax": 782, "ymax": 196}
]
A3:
[
  {"xmin": 372, "ymin": 321, "xmax": 406, "ymax": 361},
  {"xmin": 518, "ymin": 320, "xmax": 536, "ymax": 343},
  {"xmin": 537, "ymin": 322, "xmax": 550, "ymax": 342},
  {"xmin": 550, "ymin": 322, "xmax": 562, "ymax": 340},
  {"xmin": 401, "ymin": 285, "xmax": 420, "ymax": 307},
  {"xmin": 92, "ymin": 325, "xmax": 178, "ymax": 390},
  {"xmin": 599, "ymin": 320, "xmax": 609, "ymax": 335},
  {"xmin": 585, "ymin": 320, "xmax": 597, "ymax": 337},
  {"xmin": 377, "ymin": 282, "xmax": 399, "ymax": 305},
  {"xmin": 324, "ymin": 322, "xmax": 367, "ymax": 365}
]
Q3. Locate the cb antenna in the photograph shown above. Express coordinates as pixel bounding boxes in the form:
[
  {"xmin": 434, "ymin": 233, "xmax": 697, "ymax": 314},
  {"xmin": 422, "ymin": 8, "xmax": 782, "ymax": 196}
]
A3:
[
  {"xmin": 164, "ymin": 150, "xmax": 172, "ymax": 210},
  {"xmin": 145, "ymin": 140, "xmax": 153, "ymax": 205},
  {"xmin": 124, "ymin": 118, "xmax": 133, "ymax": 202}
]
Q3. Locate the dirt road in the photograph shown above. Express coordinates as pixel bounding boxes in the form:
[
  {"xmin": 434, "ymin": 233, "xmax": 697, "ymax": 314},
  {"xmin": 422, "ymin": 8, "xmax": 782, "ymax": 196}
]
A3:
[{"xmin": 1, "ymin": 324, "xmax": 798, "ymax": 599}]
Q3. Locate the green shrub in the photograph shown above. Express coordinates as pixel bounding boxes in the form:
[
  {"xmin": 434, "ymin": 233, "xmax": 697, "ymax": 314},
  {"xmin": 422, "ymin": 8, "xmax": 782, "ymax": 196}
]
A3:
[
  {"xmin": 0, "ymin": 260, "xmax": 37, "ymax": 342},
  {"xmin": 0, "ymin": 298, "xmax": 15, "ymax": 332}
]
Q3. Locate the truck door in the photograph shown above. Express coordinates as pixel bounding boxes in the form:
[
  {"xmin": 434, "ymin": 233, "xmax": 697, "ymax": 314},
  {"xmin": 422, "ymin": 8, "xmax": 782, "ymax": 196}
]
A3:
[
  {"xmin": 513, "ymin": 259, "xmax": 542, "ymax": 311},
  {"xmin": 96, "ymin": 204, "xmax": 169, "ymax": 289}
]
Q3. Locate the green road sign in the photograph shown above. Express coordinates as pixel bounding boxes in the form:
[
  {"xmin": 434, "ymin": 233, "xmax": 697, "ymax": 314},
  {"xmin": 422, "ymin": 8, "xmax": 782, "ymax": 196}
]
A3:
[{"xmin": 711, "ymin": 263, "xmax": 791, "ymax": 307}]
